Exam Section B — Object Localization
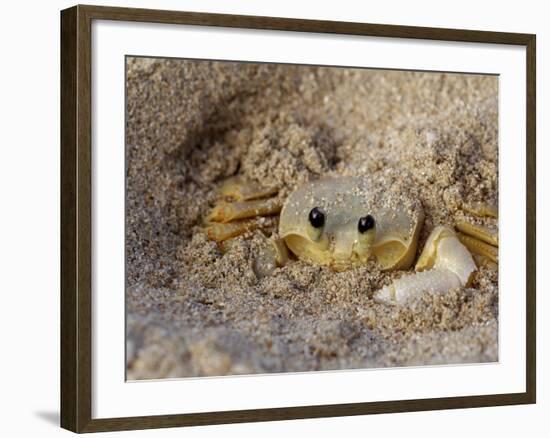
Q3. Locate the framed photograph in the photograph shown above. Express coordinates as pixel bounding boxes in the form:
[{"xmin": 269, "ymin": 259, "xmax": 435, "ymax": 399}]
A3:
[{"xmin": 60, "ymin": 4, "xmax": 536, "ymax": 433}]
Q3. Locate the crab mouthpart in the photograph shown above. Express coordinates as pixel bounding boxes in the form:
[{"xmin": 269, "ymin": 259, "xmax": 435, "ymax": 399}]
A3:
[{"xmin": 331, "ymin": 230, "xmax": 356, "ymax": 260}]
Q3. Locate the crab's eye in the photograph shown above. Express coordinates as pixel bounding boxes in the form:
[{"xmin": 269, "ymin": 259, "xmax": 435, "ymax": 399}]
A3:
[
  {"xmin": 358, "ymin": 215, "xmax": 375, "ymax": 233},
  {"xmin": 308, "ymin": 207, "xmax": 325, "ymax": 229}
]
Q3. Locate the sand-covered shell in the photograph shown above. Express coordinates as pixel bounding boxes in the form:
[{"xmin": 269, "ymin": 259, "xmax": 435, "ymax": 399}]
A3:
[{"xmin": 279, "ymin": 176, "xmax": 424, "ymax": 271}]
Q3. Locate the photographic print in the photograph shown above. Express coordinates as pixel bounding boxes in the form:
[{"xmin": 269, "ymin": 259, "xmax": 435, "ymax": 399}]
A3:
[{"xmin": 125, "ymin": 57, "xmax": 499, "ymax": 380}]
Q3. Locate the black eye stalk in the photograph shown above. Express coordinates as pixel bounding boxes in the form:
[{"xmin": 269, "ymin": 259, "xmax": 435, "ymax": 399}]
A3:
[
  {"xmin": 358, "ymin": 214, "xmax": 375, "ymax": 233},
  {"xmin": 308, "ymin": 207, "xmax": 325, "ymax": 229}
]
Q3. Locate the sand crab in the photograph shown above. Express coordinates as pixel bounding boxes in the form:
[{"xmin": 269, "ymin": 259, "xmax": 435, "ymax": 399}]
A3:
[{"xmin": 204, "ymin": 175, "xmax": 498, "ymax": 305}]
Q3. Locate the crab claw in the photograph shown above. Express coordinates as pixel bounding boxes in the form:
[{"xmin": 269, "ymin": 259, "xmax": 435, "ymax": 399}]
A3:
[
  {"xmin": 253, "ymin": 235, "xmax": 289, "ymax": 278},
  {"xmin": 374, "ymin": 226, "xmax": 476, "ymax": 305}
]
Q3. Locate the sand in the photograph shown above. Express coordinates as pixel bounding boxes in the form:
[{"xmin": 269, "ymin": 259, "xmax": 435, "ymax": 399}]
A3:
[{"xmin": 125, "ymin": 57, "xmax": 498, "ymax": 380}]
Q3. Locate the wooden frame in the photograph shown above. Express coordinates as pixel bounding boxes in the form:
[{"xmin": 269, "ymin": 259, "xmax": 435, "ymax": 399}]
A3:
[{"xmin": 61, "ymin": 4, "xmax": 536, "ymax": 433}]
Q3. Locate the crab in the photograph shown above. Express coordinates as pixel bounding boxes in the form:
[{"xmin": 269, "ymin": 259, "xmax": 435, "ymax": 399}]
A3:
[{"xmin": 203, "ymin": 175, "xmax": 498, "ymax": 305}]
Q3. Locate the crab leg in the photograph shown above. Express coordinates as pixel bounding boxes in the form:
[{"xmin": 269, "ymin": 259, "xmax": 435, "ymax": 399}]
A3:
[
  {"xmin": 472, "ymin": 254, "xmax": 498, "ymax": 270},
  {"xmin": 204, "ymin": 219, "xmax": 261, "ymax": 242},
  {"xmin": 219, "ymin": 177, "xmax": 278, "ymax": 201},
  {"xmin": 455, "ymin": 202, "xmax": 499, "ymax": 266},
  {"xmin": 374, "ymin": 226, "xmax": 476, "ymax": 305},
  {"xmin": 204, "ymin": 216, "xmax": 279, "ymax": 242},
  {"xmin": 456, "ymin": 221, "xmax": 498, "ymax": 246},
  {"xmin": 457, "ymin": 232, "xmax": 498, "ymax": 264},
  {"xmin": 463, "ymin": 202, "xmax": 498, "ymax": 218},
  {"xmin": 207, "ymin": 198, "xmax": 282, "ymax": 223}
]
